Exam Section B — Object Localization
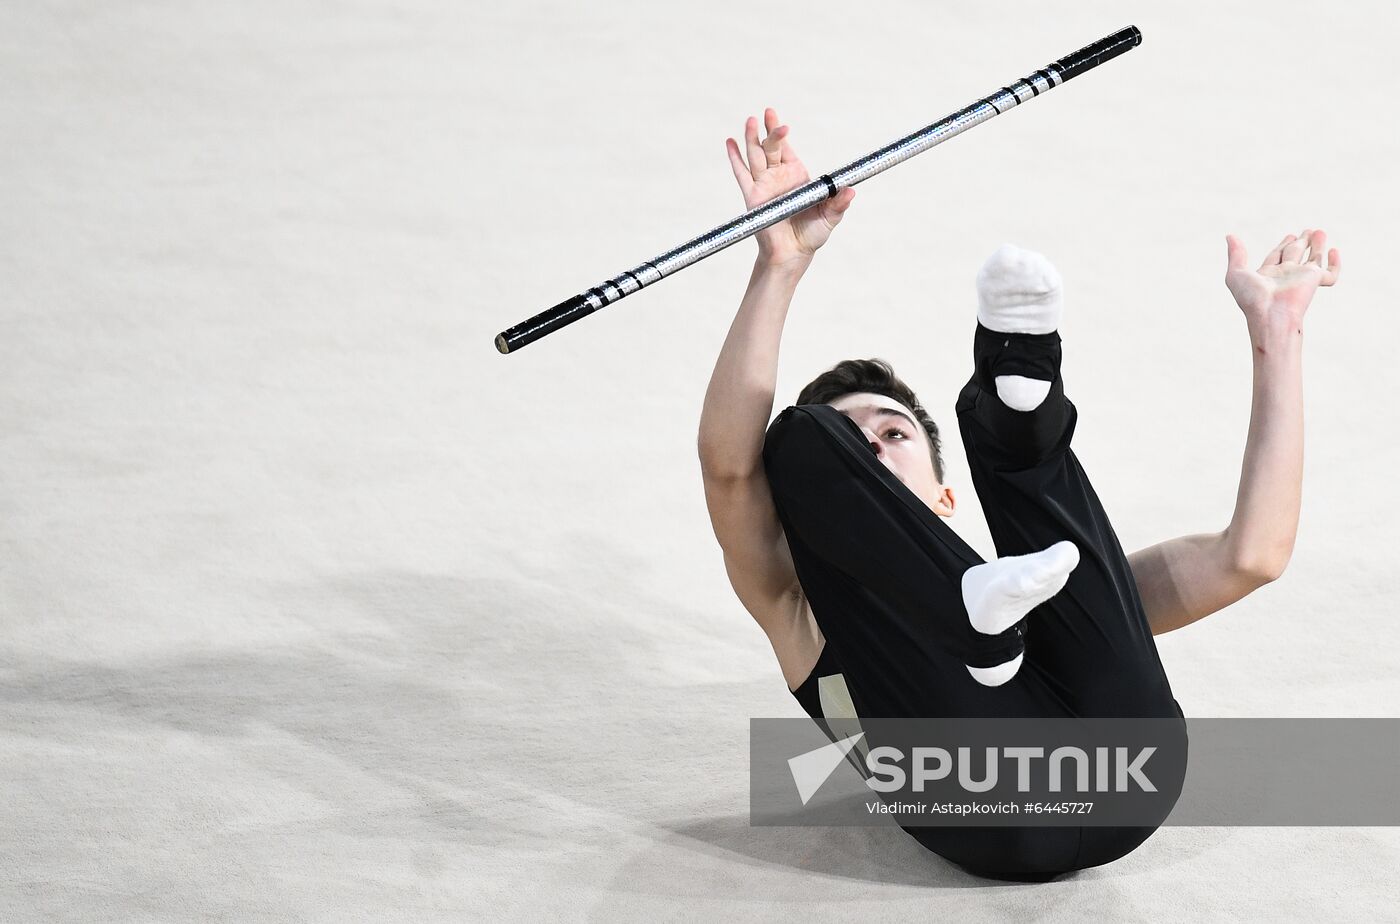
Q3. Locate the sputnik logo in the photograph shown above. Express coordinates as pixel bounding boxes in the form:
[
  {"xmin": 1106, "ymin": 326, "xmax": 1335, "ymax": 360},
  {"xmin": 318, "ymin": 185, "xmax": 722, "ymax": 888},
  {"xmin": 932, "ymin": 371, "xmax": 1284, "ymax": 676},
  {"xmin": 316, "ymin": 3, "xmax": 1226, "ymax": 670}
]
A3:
[{"xmin": 787, "ymin": 733, "xmax": 865, "ymax": 805}]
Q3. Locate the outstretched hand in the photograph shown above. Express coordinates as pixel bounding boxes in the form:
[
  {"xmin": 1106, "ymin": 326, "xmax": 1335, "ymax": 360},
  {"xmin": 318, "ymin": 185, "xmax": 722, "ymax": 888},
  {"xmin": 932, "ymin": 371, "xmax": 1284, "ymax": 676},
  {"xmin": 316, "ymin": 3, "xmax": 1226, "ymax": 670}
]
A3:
[
  {"xmin": 726, "ymin": 107, "xmax": 855, "ymax": 266},
  {"xmin": 1225, "ymin": 229, "xmax": 1341, "ymax": 326}
]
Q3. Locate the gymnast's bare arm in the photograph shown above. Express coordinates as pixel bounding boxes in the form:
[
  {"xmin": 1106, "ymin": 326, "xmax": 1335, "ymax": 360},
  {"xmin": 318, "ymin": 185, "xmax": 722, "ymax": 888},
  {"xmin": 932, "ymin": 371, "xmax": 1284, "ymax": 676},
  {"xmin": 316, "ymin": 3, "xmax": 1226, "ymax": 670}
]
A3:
[
  {"xmin": 698, "ymin": 109, "xmax": 856, "ymax": 689},
  {"xmin": 699, "ymin": 255, "xmax": 816, "ymax": 688},
  {"xmin": 1129, "ymin": 230, "xmax": 1342, "ymax": 635}
]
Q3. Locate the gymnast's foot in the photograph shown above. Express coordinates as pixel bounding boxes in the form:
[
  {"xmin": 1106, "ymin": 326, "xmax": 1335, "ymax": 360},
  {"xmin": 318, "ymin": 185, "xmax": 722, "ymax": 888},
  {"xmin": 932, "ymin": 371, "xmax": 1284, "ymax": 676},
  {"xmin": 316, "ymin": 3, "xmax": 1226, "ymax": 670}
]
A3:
[
  {"xmin": 962, "ymin": 540, "xmax": 1080, "ymax": 686},
  {"xmin": 976, "ymin": 243, "xmax": 1063, "ymax": 411}
]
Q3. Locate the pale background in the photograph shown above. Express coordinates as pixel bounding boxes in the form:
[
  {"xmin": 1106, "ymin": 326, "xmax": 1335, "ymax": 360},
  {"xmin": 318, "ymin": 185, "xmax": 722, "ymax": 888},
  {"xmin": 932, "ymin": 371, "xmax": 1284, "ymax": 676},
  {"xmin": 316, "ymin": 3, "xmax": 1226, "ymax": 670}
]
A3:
[{"xmin": 3, "ymin": 0, "xmax": 1398, "ymax": 920}]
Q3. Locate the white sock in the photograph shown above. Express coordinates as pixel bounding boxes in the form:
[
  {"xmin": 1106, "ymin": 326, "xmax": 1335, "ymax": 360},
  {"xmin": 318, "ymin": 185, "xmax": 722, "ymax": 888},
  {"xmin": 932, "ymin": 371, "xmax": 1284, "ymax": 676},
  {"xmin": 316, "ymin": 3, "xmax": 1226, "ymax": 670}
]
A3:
[
  {"xmin": 962, "ymin": 540, "xmax": 1080, "ymax": 686},
  {"xmin": 976, "ymin": 243, "xmax": 1064, "ymax": 334},
  {"xmin": 976, "ymin": 243, "xmax": 1063, "ymax": 412}
]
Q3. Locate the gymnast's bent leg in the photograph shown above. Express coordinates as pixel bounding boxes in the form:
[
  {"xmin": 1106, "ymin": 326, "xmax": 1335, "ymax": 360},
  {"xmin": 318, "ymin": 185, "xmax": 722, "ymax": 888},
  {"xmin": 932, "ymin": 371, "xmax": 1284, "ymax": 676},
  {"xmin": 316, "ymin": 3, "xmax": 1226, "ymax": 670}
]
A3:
[{"xmin": 953, "ymin": 243, "xmax": 1188, "ymax": 871}]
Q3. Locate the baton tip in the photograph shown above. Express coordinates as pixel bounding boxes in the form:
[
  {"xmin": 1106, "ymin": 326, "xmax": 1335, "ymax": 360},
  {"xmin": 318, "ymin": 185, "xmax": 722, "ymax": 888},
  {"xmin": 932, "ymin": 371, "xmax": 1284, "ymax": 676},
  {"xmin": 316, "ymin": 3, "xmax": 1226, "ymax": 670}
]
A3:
[{"xmin": 495, "ymin": 332, "xmax": 511, "ymax": 354}]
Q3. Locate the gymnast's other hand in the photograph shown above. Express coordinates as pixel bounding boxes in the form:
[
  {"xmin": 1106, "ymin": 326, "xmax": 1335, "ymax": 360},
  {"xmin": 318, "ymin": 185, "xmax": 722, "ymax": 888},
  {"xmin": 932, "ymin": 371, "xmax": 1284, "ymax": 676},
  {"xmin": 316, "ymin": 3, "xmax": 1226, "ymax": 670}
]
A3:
[
  {"xmin": 1224, "ymin": 229, "xmax": 1342, "ymax": 327},
  {"xmin": 725, "ymin": 107, "xmax": 856, "ymax": 267}
]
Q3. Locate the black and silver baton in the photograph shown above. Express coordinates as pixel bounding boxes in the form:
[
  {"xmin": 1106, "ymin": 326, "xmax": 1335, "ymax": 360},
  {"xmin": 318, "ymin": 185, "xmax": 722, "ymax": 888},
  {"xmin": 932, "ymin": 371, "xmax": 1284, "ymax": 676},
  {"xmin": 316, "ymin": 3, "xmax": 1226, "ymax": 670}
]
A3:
[{"xmin": 496, "ymin": 26, "xmax": 1142, "ymax": 354}]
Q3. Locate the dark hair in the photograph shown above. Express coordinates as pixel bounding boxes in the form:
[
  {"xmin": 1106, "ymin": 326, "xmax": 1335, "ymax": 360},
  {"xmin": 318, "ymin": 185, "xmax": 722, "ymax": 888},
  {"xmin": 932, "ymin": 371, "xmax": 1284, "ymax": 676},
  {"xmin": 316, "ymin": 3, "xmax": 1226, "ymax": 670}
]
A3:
[{"xmin": 795, "ymin": 358, "xmax": 946, "ymax": 481}]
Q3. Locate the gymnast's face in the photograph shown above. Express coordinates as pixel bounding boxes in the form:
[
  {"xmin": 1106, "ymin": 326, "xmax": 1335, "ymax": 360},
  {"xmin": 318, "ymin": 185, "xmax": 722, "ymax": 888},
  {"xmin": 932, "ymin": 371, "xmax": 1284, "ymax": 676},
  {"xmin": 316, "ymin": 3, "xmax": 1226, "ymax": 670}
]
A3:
[{"xmin": 826, "ymin": 392, "xmax": 956, "ymax": 519}]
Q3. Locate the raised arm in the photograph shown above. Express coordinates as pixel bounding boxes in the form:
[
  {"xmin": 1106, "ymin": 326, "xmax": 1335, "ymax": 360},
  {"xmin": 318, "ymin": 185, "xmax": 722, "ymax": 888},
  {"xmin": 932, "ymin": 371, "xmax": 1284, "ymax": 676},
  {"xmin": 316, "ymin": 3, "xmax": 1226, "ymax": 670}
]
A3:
[
  {"xmin": 697, "ymin": 108, "xmax": 855, "ymax": 682},
  {"xmin": 1130, "ymin": 229, "xmax": 1342, "ymax": 635}
]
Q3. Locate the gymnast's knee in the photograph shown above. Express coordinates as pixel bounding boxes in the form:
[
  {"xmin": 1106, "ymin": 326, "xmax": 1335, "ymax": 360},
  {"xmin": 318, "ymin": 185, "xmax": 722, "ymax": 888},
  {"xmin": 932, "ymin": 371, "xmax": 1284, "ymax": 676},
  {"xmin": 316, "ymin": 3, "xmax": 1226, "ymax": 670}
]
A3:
[{"xmin": 762, "ymin": 404, "xmax": 867, "ymax": 481}]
